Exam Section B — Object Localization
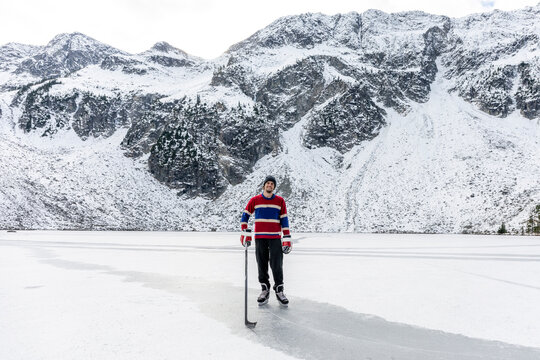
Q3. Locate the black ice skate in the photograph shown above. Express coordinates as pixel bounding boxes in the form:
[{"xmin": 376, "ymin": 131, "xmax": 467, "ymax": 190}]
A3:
[
  {"xmin": 257, "ymin": 284, "xmax": 270, "ymax": 306},
  {"xmin": 274, "ymin": 284, "xmax": 289, "ymax": 306}
]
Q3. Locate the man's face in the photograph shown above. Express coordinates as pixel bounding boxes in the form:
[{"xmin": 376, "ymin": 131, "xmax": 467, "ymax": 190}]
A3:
[{"xmin": 264, "ymin": 181, "xmax": 275, "ymax": 193}]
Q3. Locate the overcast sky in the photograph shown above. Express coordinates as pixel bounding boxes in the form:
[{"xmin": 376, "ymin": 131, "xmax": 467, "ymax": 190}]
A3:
[{"xmin": 1, "ymin": 0, "xmax": 538, "ymax": 59}]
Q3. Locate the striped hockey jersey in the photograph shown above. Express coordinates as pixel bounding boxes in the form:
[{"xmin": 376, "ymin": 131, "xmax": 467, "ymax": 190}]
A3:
[{"xmin": 241, "ymin": 193, "xmax": 290, "ymax": 239}]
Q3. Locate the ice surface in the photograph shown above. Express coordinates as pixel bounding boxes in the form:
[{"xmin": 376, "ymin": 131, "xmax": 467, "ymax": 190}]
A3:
[{"xmin": 1, "ymin": 231, "xmax": 540, "ymax": 359}]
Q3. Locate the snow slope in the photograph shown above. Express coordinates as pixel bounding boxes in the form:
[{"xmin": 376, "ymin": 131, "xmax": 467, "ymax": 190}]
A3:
[
  {"xmin": 0, "ymin": 108, "xmax": 207, "ymax": 230},
  {"xmin": 212, "ymin": 62, "xmax": 540, "ymax": 233}
]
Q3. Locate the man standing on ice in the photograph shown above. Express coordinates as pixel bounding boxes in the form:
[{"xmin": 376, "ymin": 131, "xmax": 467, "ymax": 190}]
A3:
[{"xmin": 240, "ymin": 175, "xmax": 292, "ymax": 306}]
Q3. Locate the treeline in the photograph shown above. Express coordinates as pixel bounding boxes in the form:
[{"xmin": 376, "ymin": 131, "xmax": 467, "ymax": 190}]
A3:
[{"xmin": 498, "ymin": 204, "xmax": 540, "ymax": 235}]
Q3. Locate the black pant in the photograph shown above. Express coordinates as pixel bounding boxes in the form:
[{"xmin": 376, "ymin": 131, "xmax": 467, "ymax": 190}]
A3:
[{"xmin": 255, "ymin": 238, "xmax": 283, "ymax": 290}]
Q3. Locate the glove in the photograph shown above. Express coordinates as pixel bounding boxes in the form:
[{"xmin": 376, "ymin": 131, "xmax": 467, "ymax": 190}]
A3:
[
  {"xmin": 282, "ymin": 235, "xmax": 292, "ymax": 254},
  {"xmin": 240, "ymin": 229, "xmax": 252, "ymax": 247}
]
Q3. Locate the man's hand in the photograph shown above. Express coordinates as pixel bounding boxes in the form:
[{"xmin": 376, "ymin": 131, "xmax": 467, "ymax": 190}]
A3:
[
  {"xmin": 240, "ymin": 229, "xmax": 252, "ymax": 247},
  {"xmin": 282, "ymin": 235, "xmax": 292, "ymax": 254}
]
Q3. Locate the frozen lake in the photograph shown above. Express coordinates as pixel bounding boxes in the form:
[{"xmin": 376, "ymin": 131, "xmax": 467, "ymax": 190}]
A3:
[{"xmin": 1, "ymin": 231, "xmax": 540, "ymax": 359}]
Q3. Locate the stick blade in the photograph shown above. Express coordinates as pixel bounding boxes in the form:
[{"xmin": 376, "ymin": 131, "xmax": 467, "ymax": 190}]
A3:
[{"xmin": 245, "ymin": 320, "xmax": 257, "ymax": 328}]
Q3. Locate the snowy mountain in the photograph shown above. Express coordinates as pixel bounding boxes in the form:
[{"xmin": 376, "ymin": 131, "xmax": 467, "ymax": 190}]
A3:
[
  {"xmin": 16, "ymin": 32, "xmax": 124, "ymax": 78},
  {"xmin": 0, "ymin": 5, "xmax": 539, "ymax": 233}
]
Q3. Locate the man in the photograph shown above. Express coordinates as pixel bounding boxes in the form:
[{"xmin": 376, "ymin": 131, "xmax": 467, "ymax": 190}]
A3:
[{"xmin": 240, "ymin": 175, "xmax": 292, "ymax": 306}]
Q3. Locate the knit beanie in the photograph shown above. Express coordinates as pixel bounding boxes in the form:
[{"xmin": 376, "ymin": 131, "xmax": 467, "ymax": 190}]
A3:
[{"xmin": 263, "ymin": 175, "xmax": 276, "ymax": 187}]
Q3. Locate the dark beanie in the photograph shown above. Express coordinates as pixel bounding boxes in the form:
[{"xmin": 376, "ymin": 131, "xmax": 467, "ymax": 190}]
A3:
[{"xmin": 263, "ymin": 175, "xmax": 276, "ymax": 187}]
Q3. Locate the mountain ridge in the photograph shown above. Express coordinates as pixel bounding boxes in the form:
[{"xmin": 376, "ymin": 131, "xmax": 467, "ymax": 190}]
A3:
[{"xmin": 0, "ymin": 6, "xmax": 539, "ymax": 233}]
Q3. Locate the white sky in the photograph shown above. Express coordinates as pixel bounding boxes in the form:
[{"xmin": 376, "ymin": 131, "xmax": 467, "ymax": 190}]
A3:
[{"xmin": 1, "ymin": 0, "xmax": 538, "ymax": 59}]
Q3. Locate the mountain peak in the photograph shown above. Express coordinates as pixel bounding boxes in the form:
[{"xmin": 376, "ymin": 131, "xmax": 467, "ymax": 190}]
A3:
[
  {"xmin": 141, "ymin": 42, "xmax": 203, "ymax": 67},
  {"xmin": 13, "ymin": 32, "xmax": 123, "ymax": 77},
  {"xmin": 44, "ymin": 32, "xmax": 118, "ymax": 54},
  {"xmin": 49, "ymin": 31, "xmax": 87, "ymax": 40},
  {"xmin": 150, "ymin": 41, "xmax": 186, "ymax": 55},
  {"xmin": 48, "ymin": 32, "xmax": 94, "ymax": 46}
]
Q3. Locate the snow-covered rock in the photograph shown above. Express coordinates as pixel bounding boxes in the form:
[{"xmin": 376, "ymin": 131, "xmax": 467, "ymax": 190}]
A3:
[
  {"xmin": 0, "ymin": 5, "xmax": 539, "ymax": 232},
  {"xmin": 15, "ymin": 32, "xmax": 125, "ymax": 78}
]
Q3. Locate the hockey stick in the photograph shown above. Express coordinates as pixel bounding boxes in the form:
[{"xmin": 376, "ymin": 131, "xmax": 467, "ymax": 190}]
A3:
[{"xmin": 245, "ymin": 243, "xmax": 257, "ymax": 328}]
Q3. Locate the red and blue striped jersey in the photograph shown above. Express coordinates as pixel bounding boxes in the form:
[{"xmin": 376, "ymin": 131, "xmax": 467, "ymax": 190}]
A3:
[{"xmin": 241, "ymin": 193, "xmax": 290, "ymax": 239}]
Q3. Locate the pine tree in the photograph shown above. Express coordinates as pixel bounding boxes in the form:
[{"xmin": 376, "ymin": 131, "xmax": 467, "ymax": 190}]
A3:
[
  {"xmin": 531, "ymin": 205, "xmax": 540, "ymax": 235},
  {"xmin": 522, "ymin": 205, "xmax": 540, "ymax": 235},
  {"xmin": 526, "ymin": 215, "xmax": 535, "ymax": 234},
  {"xmin": 497, "ymin": 222, "xmax": 507, "ymax": 234}
]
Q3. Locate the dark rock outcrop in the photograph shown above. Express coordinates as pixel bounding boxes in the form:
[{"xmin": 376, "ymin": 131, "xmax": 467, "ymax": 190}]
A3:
[
  {"xmin": 516, "ymin": 62, "xmax": 540, "ymax": 119},
  {"xmin": 18, "ymin": 81, "xmax": 131, "ymax": 139},
  {"xmin": 255, "ymin": 56, "xmax": 351, "ymax": 129},
  {"xmin": 303, "ymin": 85, "xmax": 387, "ymax": 153},
  {"xmin": 454, "ymin": 65, "xmax": 516, "ymax": 117},
  {"xmin": 100, "ymin": 55, "xmax": 153, "ymax": 75},
  {"xmin": 147, "ymin": 100, "xmax": 279, "ymax": 198}
]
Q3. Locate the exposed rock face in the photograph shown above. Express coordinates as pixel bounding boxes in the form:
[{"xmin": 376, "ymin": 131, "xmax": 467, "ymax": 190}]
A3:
[
  {"xmin": 16, "ymin": 82, "xmax": 129, "ymax": 139},
  {"xmin": 72, "ymin": 93, "xmax": 131, "ymax": 139},
  {"xmin": 302, "ymin": 85, "xmax": 386, "ymax": 153},
  {"xmin": 121, "ymin": 95, "xmax": 181, "ymax": 157},
  {"xmin": 147, "ymin": 100, "xmax": 279, "ymax": 198},
  {"xmin": 210, "ymin": 57, "xmax": 260, "ymax": 99},
  {"xmin": 100, "ymin": 55, "xmax": 153, "ymax": 75},
  {"xmin": 516, "ymin": 62, "xmax": 540, "ymax": 119},
  {"xmin": 255, "ymin": 56, "xmax": 349, "ymax": 129},
  {"xmin": 454, "ymin": 65, "xmax": 516, "ymax": 117},
  {"xmin": 17, "ymin": 80, "xmax": 75, "ymax": 135},
  {"xmin": 148, "ymin": 101, "xmax": 225, "ymax": 198},
  {"xmin": 147, "ymin": 55, "xmax": 194, "ymax": 68},
  {"xmin": 217, "ymin": 104, "xmax": 279, "ymax": 184}
]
